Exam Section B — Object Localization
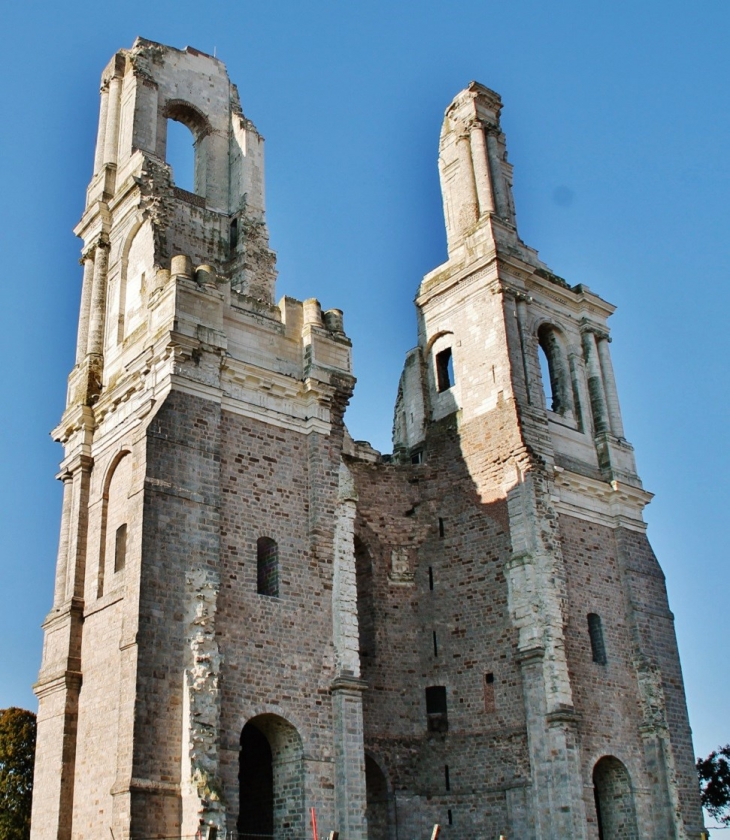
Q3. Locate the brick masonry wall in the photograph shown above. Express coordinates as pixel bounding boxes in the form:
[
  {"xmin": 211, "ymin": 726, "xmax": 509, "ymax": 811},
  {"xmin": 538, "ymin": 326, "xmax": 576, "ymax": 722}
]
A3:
[
  {"xmin": 351, "ymin": 413, "xmax": 532, "ymax": 839},
  {"xmin": 216, "ymin": 408, "xmax": 344, "ymax": 836}
]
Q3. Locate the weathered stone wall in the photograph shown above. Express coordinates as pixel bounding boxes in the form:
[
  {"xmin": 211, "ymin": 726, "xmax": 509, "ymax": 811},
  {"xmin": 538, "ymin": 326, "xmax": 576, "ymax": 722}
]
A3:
[{"xmin": 351, "ymin": 413, "xmax": 533, "ymax": 840}]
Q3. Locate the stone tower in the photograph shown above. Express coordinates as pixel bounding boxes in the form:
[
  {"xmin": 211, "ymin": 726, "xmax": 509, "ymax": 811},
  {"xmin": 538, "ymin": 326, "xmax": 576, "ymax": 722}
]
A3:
[
  {"xmin": 32, "ymin": 43, "xmax": 703, "ymax": 840},
  {"xmin": 32, "ymin": 39, "xmax": 364, "ymax": 840},
  {"xmin": 346, "ymin": 83, "xmax": 704, "ymax": 839}
]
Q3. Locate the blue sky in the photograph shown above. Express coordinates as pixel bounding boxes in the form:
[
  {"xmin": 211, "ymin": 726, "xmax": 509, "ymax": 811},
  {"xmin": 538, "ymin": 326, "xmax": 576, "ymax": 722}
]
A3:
[{"xmin": 1, "ymin": 0, "xmax": 728, "ymax": 768}]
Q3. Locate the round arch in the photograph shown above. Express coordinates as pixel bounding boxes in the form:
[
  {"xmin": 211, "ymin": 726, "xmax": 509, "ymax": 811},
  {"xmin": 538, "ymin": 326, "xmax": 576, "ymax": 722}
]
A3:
[
  {"xmin": 593, "ymin": 755, "xmax": 639, "ymax": 840},
  {"xmin": 238, "ymin": 713, "xmax": 304, "ymax": 840}
]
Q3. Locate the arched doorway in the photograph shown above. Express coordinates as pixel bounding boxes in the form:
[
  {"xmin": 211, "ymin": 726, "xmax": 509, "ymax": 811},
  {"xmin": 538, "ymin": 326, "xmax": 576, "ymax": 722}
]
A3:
[
  {"xmin": 238, "ymin": 715, "xmax": 304, "ymax": 840},
  {"xmin": 365, "ymin": 754, "xmax": 393, "ymax": 840},
  {"xmin": 593, "ymin": 755, "xmax": 639, "ymax": 840}
]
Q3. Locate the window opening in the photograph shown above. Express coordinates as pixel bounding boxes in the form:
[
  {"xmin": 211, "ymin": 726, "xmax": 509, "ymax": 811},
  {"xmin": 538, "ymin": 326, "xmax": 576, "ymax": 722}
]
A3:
[
  {"xmin": 411, "ymin": 449, "xmax": 423, "ymax": 465},
  {"xmin": 230, "ymin": 217, "xmax": 239, "ymax": 252},
  {"xmin": 428, "ymin": 566, "xmax": 434, "ymax": 591},
  {"xmin": 436, "ymin": 348, "xmax": 454, "ymax": 392},
  {"xmin": 537, "ymin": 324, "xmax": 571, "ymax": 415},
  {"xmin": 433, "ymin": 631, "xmax": 438, "ymax": 657},
  {"xmin": 444, "ymin": 765, "xmax": 450, "ymax": 791},
  {"xmin": 588, "ymin": 613, "xmax": 607, "ymax": 665},
  {"xmin": 257, "ymin": 537, "xmax": 279, "ymax": 597},
  {"xmin": 537, "ymin": 342, "xmax": 553, "ymax": 408},
  {"xmin": 438, "ymin": 517, "xmax": 445, "ymax": 538},
  {"xmin": 166, "ymin": 118, "xmax": 196, "ymax": 193},
  {"xmin": 426, "ymin": 685, "xmax": 448, "ymax": 732},
  {"xmin": 484, "ymin": 672, "xmax": 496, "ymax": 713},
  {"xmin": 114, "ymin": 523, "xmax": 127, "ymax": 573},
  {"xmin": 448, "ymin": 809, "xmax": 453, "ymax": 826}
]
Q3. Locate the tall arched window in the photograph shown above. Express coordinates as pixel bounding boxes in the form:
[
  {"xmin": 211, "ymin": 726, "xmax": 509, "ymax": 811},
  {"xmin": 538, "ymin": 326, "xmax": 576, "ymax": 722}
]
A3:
[
  {"xmin": 166, "ymin": 118, "xmax": 195, "ymax": 192},
  {"xmin": 588, "ymin": 613, "xmax": 607, "ymax": 665},
  {"xmin": 537, "ymin": 323, "xmax": 573, "ymax": 417},
  {"xmin": 163, "ymin": 100, "xmax": 210, "ymax": 198},
  {"xmin": 98, "ymin": 451, "xmax": 132, "ymax": 597},
  {"xmin": 257, "ymin": 537, "xmax": 279, "ymax": 597}
]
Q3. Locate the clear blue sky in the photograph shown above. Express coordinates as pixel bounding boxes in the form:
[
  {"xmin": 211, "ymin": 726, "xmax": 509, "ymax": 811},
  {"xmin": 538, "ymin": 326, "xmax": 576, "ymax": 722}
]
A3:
[{"xmin": 1, "ymin": 0, "xmax": 728, "ymax": 766}]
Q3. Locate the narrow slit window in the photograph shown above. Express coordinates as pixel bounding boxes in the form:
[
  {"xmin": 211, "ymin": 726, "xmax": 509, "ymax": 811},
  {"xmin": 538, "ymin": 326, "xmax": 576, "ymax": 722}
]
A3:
[
  {"xmin": 114, "ymin": 523, "xmax": 127, "ymax": 573},
  {"xmin": 257, "ymin": 537, "xmax": 279, "ymax": 597},
  {"xmin": 433, "ymin": 631, "xmax": 438, "ymax": 657},
  {"xmin": 428, "ymin": 566, "xmax": 434, "ymax": 591},
  {"xmin": 444, "ymin": 765, "xmax": 450, "ymax": 791},
  {"xmin": 436, "ymin": 348, "xmax": 454, "ymax": 392},
  {"xmin": 484, "ymin": 672, "xmax": 496, "ymax": 713},
  {"xmin": 438, "ymin": 517, "xmax": 445, "ymax": 538},
  {"xmin": 588, "ymin": 613, "xmax": 607, "ymax": 665},
  {"xmin": 230, "ymin": 217, "xmax": 239, "ymax": 252},
  {"xmin": 425, "ymin": 685, "xmax": 448, "ymax": 732},
  {"xmin": 448, "ymin": 809, "xmax": 453, "ymax": 826}
]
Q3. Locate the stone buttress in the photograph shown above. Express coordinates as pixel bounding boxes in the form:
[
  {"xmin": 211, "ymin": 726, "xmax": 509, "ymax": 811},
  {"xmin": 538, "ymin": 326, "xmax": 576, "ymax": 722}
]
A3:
[{"xmin": 32, "ymin": 39, "xmax": 365, "ymax": 840}]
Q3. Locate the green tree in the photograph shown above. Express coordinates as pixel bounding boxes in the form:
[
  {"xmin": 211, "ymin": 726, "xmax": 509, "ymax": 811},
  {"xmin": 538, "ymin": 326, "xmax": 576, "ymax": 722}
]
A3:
[
  {"xmin": 697, "ymin": 745, "xmax": 730, "ymax": 827},
  {"xmin": 0, "ymin": 708, "xmax": 36, "ymax": 840}
]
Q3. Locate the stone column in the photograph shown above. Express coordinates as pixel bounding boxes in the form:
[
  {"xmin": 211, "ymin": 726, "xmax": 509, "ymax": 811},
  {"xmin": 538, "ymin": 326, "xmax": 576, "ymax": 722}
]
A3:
[
  {"xmin": 86, "ymin": 237, "xmax": 110, "ymax": 358},
  {"xmin": 94, "ymin": 84, "xmax": 109, "ymax": 174},
  {"xmin": 52, "ymin": 472, "xmax": 73, "ymax": 609},
  {"xmin": 103, "ymin": 75, "xmax": 122, "ymax": 167},
  {"xmin": 75, "ymin": 252, "xmax": 95, "ymax": 365},
  {"xmin": 456, "ymin": 132, "xmax": 479, "ymax": 233},
  {"xmin": 582, "ymin": 328, "xmax": 610, "ymax": 435},
  {"xmin": 596, "ymin": 335, "xmax": 625, "ymax": 438},
  {"xmin": 469, "ymin": 121, "xmax": 495, "ymax": 216},
  {"xmin": 486, "ymin": 130, "xmax": 509, "ymax": 219}
]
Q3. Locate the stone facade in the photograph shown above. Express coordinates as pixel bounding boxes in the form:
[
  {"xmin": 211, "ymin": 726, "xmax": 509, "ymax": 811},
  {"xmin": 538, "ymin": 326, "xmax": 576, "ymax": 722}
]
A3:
[{"xmin": 31, "ymin": 40, "xmax": 704, "ymax": 840}]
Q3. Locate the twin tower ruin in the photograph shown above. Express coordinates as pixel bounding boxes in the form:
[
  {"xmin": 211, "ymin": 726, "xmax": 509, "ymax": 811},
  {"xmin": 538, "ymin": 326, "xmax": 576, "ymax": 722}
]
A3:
[{"xmin": 31, "ymin": 38, "xmax": 704, "ymax": 840}]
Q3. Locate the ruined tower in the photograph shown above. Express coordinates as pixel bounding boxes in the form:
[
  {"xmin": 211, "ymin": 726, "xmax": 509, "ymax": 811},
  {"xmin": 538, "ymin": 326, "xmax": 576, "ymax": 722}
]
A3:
[
  {"xmin": 346, "ymin": 82, "xmax": 704, "ymax": 839},
  {"xmin": 32, "ymin": 39, "xmax": 364, "ymax": 840},
  {"xmin": 33, "ymin": 43, "xmax": 703, "ymax": 840}
]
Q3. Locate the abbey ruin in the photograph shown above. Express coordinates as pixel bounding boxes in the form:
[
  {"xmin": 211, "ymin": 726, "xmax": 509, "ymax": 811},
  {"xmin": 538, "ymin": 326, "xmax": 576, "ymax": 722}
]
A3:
[{"xmin": 31, "ymin": 38, "xmax": 704, "ymax": 840}]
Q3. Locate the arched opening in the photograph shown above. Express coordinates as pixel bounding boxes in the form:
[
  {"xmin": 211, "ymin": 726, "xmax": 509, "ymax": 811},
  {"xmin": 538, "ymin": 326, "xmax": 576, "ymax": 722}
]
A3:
[
  {"xmin": 365, "ymin": 754, "xmax": 393, "ymax": 840},
  {"xmin": 257, "ymin": 537, "xmax": 279, "ymax": 597},
  {"xmin": 98, "ymin": 451, "xmax": 132, "ymax": 597},
  {"xmin": 239, "ymin": 715, "xmax": 304, "ymax": 840},
  {"xmin": 239, "ymin": 722, "xmax": 274, "ymax": 838},
  {"xmin": 537, "ymin": 324, "xmax": 573, "ymax": 417},
  {"xmin": 119, "ymin": 221, "xmax": 153, "ymax": 342},
  {"xmin": 163, "ymin": 100, "xmax": 210, "ymax": 197},
  {"xmin": 166, "ymin": 118, "xmax": 196, "ymax": 192},
  {"xmin": 593, "ymin": 756, "xmax": 639, "ymax": 840}
]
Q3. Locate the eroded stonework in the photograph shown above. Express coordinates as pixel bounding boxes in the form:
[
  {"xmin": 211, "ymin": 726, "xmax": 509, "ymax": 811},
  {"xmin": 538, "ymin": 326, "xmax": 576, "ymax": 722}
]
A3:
[{"xmin": 32, "ymin": 41, "xmax": 704, "ymax": 840}]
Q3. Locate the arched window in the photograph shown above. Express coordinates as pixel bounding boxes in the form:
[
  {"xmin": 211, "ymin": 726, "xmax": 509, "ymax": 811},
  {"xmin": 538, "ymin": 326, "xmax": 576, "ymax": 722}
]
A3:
[
  {"xmin": 166, "ymin": 118, "xmax": 195, "ymax": 192},
  {"xmin": 593, "ymin": 756, "xmax": 639, "ymax": 839},
  {"xmin": 435, "ymin": 347, "xmax": 455, "ymax": 392},
  {"xmin": 98, "ymin": 451, "xmax": 132, "ymax": 597},
  {"xmin": 163, "ymin": 100, "xmax": 210, "ymax": 198},
  {"xmin": 537, "ymin": 324, "xmax": 572, "ymax": 416},
  {"xmin": 588, "ymin": 613, "xmax": 607, "ymax": 665},
  {"xmin": 257, "ymin": 537, "xmax": 279, "ymax": 597}
]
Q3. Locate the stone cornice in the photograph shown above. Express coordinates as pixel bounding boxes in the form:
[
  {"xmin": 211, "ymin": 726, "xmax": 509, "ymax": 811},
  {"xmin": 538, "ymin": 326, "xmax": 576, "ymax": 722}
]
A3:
[{"xmin": 552, "ymin": 466, "xmax": 653, "ymax": 532}]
